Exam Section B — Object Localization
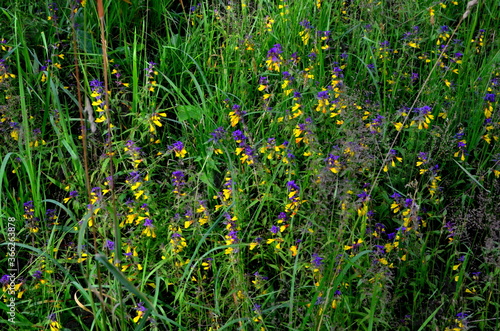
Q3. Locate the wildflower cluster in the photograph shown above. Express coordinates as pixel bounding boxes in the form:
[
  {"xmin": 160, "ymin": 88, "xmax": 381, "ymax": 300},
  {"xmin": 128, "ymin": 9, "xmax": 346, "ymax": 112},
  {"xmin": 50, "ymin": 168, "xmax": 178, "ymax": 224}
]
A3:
[
  {"xmin": 229, "ymin": 104, "xmax": 246, "ymax": 127},
  {"xmin": 223, "ymin": 212, "xmax": 240, "ymax": 255},
  {"xmin": 148, "ymin": 112, "xmax": 166, "ymax": 135},
  {"xmin": 169, "ymin": 224, "xmax": 187, "ymax": 253},
  {"xmin": 169, "ymin": 141, "xmax": 187, "ymax": 158},
  {"xmin": 298, "ymin": 20, "xmax": 313, "ymax": 46},
  {"xmin": 90, "ymin": 80, "xmax": 107, "ymax": 124},
  {"xmin": 410, "ymin": 106, "xmax": 434, "ymax": 130},
  {"xmin": 232, "ymin": 129, "xmax": 256, "ymax": 165},
  {"xmin": 285, "ymin": 180, "xmax": 303, "ymax": 216},
  {"xmin": 266, "ymin": 44, "xmax": 283, "ymax": 72},
  {"xmin": 172, "ymin": 170, "xmax": 186, "ymax": 196},
  {"xmin": 482, "ymin": 75, "xmax": 499, "ymax": 146},
  {"xmin": 23, "ymin": 200, "xmax": 39, "ymax": 233},
  {"xmin": 145, "ymin": 61, "xmax": 158, "ymax": 92}
]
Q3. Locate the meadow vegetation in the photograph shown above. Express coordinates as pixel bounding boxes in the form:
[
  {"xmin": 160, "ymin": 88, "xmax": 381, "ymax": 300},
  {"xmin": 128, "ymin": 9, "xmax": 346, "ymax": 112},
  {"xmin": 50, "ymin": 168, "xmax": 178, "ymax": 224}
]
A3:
[{"xmin": 1, "ymin": 0, "xmax": 500, "ymax": 330}]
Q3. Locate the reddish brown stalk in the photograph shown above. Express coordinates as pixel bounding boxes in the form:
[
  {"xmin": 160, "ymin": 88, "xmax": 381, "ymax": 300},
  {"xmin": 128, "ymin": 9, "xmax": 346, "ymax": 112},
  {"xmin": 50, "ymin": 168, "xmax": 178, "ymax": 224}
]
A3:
[{"xmin": 71, "ymin": 0, "xmax": 104, "ymax": 318}]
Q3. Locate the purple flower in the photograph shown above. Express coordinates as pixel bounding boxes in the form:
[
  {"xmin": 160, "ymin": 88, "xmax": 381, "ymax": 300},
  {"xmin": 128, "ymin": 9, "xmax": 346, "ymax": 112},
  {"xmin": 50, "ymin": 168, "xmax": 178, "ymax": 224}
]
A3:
[
  {"xmin": 317, "ymin": 90, "xmax": 329, "ymax": 100},
  {"xmin": 418, "ymin": 152, "xmax": 428, "ymax": 161},
  {"xmin": 312, "ymin": 253, "xmax": 324, "ymax": 267},
  {"xmin": 45, "ymin": 209, "xmax": 56, "ymax": 220},
  {"xmin": 357, "ymin": 191, "xmax": 370, "ymax": 202},
  {"xmin": 135, "ymin": 302, "xmax": 147, "ymax": 312},
  {"xmin": 89, "ymin": 79, "xmax": 104, "ymax": 88},
  {"xmin": 373, "ymin": 245, "xmax": 386, "ymax": 254},
  {"xmin": 127, "ymin": 171, "xmax": 142, "ymax": 183},
  {"xmin": 172, "ymin": 171, "xmax": 186, "ymax": 191},
  {"xmin": 325, "ymin": 154, "xmax": 340, "ymax": 165},
  {"xmin": 209, "ymin": 127, "xmax": 226, "ymax": 143},
  {"xmin": 232, "ymin": 130, "xmax": 247, "ymax": 142},
  {"xmin": 169, "ymin": 141, "xmax": 185, "ymax": 152},
  {"xmin": 287, "ymin": 180, "xmax": 299, "ymax": 191},
  {"xmin": 444, "ymin": 221, "xmax": 455, "ymax": 236},
  {"xmin": 1, "ymin": 274, "xmax": 10, "ymax": 285},
  {"xmin": 267, "ymin": 44, "xmax": 283, "ymax": 61},
  {"xmin": 318, "ymin": 30, "xmax": 331, "ymax": 38},
  {"xmin": 404, "ymin": 198, "xmax": 413, "ymax": 208},
  {"xmin": 190, "ymin": 3, "xmax": 200, "ymax": 12},
  {"xmin": 259, "ymin": 76, "xmax": 268, "ymax": 85},
  {"xmin": 282, "ymin": 71, "xmax": 294, "ymax": 80},
  {"xmin": 391, "ymin": 192, "xmax": 402, "ymax": 201},
  {"xmin": 484, "ymin": 93, "xmax": 496, "ymax": 102},
  {"xmin": 418, "ymin": 105, "xmax": 432, "ymax": 115},
  {"xmin": 332, "ymin": 67, "xmax": 343, "ymax": 76},
  {"xmin": 277, "ymin": 212, "xmax": 288, "ymax": 221},
  {"xmin": 375, "ymin": 223, "xmax": 386, "ymax": 234},
  {"xmin": 106, "ymin": 240, "xmax": 115, "ymax": 250},
  {"xmin": 299, "ymin": 20, "xmax": 313, "ymax": 29}
]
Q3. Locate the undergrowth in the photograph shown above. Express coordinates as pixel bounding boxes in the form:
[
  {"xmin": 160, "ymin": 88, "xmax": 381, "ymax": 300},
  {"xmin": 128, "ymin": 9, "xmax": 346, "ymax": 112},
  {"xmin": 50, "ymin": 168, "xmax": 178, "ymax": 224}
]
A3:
[{"xmin": 1, "ymin": 0, "xmax": 499, "ymax": 330}]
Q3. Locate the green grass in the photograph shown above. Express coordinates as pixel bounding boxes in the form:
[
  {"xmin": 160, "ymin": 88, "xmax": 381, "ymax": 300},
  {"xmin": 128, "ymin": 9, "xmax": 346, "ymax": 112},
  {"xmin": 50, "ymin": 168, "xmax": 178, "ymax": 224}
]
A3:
[{"xmin": 1, "ymin": 0, "xmax": 500, "ymax": 330}]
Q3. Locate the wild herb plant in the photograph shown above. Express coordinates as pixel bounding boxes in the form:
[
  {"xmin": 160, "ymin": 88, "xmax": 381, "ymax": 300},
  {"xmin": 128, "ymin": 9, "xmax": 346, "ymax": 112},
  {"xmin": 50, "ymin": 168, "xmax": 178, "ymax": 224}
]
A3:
[{"xmin": 1, "ymin": 0, "xmax": 499, "ymax": 330}]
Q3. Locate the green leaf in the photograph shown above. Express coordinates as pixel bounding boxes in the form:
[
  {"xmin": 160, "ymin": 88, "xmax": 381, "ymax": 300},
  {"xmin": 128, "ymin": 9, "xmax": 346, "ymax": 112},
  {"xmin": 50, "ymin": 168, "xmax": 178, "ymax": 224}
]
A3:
[
  {"xmin": 176, "ymin": 105, "xmax": 203, "ymax": 121},
  {"xmin": 453, "ymin": 159, "xmax": 490, "ymax": 193}
]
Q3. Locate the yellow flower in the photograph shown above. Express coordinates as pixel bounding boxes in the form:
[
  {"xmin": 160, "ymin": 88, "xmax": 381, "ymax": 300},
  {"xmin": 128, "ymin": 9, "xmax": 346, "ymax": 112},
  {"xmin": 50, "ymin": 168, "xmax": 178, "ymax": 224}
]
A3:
[
  {"xmin": 394, "ymin": 122, "xmax": 404, "ymax": 131},
  {"xmin": 299, "ymin": 30, "xmax": 310, "ymax": 45},
  {"xmin": 133, "ymin": 311, "xmax": 144, "ymax": 323},
  {"xmin": 50, "ymin": 321, "xmax": 62, "ymax": 331}
]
